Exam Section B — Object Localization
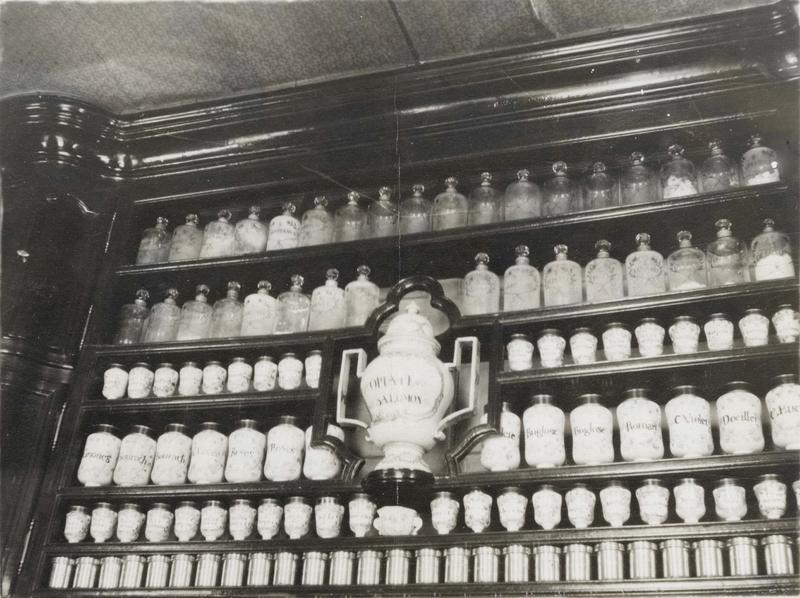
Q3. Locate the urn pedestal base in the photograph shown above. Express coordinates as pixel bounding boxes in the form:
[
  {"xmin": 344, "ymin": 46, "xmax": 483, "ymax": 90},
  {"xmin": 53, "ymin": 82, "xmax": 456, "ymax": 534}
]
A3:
[{"xmin": 363, "ymin": 468, "xmax": 435, "ymax": 509}]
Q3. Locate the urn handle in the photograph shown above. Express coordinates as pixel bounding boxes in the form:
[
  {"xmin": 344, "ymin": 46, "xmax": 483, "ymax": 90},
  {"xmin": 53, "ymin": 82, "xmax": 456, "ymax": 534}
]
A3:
[
  {"xmin": 336, "ymin": 348, "xmax": 370, "ymax": 432},
  {"xmin": 435, "ymin": 336, "xmax": 480, "ymax": 440}
]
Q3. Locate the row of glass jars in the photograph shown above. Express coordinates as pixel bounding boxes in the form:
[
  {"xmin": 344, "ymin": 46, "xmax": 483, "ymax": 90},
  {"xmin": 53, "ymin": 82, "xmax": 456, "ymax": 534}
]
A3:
[
  {"xmin": 113, "ymin": 267, "xmax": 382, "ymax": 344},
  {"xmin": 460, "ymin": 220, "xmax": 794, "ymax": 315},
  {"xmin": 76, "ymin": 418, "xmax": 344, "ymax": 488},
  {"xmin": 135, "ymin": 135, "xmax": 784, "ymax": 265},
  {"xmin": 48, "ymin": 531, "xmax": 797, "ymax": 589},
  {"xmin": 437, "ymin": 475, "xmax": 797, "ymax": 535},
  {"xmin": 479, "ymin": 378, "xmax": 799, "ymax": 472},
  {"xmin": 101, "ymin": 352, "xmax": 320, "ymax": 400},
  {"xmin": 505, "ymin": 305, "xmax": 798, "ymax": 371}
]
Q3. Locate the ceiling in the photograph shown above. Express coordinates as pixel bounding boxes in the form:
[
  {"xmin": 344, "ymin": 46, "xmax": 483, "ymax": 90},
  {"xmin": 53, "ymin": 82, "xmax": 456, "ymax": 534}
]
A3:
[{"xmin": 0, "ymin": 0, "xmax": 774, "ymax": 115}]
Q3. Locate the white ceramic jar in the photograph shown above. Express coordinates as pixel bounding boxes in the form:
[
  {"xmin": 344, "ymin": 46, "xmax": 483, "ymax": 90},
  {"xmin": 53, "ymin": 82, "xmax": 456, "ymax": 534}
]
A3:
[
  {"xmin": 229, "ymin": 499, "xmax": 256, "ymax": 540},
  {"xmin": 602, "ymin": 322, "xmax": 632, "ymax": 361},
  {"xmin": 713, "ymin": 478, "xmax": 747, "ymax": 521},
  {"xmin": 665, "ymin": 385, "xmax": 713, "ymax": 458},
  {"xmin": 227, "ymin": 358, "xmax": 253, "ymax": 393},
  {"xmin": 463, "ymin": 488, "xmax": 492, "ymax": 533},
  {"xmin": 600, "ymin": 482, "xmax": 631, "ymax": 527},
  {"xmin": 634, "ymin": 318, "xmax": 665, "ymax": 358},
  {"xmin": 738, "ymin": 308, "xmax": 770, "ymax": 347},
  {"xmin": 569, "ymin": 327, "xmax": 598, "ymax": 364},
  {"xmin": 496, "ymin": 487, "xmax": 528, "ymax": 532},
  {"xmin": 200, "ymin": 500, "xmax": 227, "ymax": 541},
  {"xmin": 77, "ymin": 424, "xmax": 121, "ymax": 487},
  {"xmin": 314, "ymin": 496, "xmax": 345, "ymax": 539},
  {"xmin": 617, "ymin": 389, "xmax": 664, "ymax": 461},
  {"xmin": 90, "ymin": 502, "xmax": 117, "ymax": 543},
  {"xmin": 772, "ymin": 304, "xmax": 800, "ymax": 343},
  {"xmin": 673, "ymin": 477, "xmax": 705, "ymax": 523},
  {"xmin": 115, "ymin": 503, "xmax": 145, "ymax": 542},
  {"xmin": 523, "ymin": 394, "xmax": 565, "ymax": 468},
  {"xmin": 570, "ymin": 393, "xmax": 614, "ymax": 465},
  {"xmin": 113, "ymin": 425, "xmax": 156, "ymax": 486},
  {"xmin": 177, "ymin": 361, "xmax": 203, "ymax": 396},
  {"xmin": 253, "ymin": 355, "xmax": 278, "ymax": 391},
  {"xmin": 64, "ymin": 505, "xmax": 91, "ymax": 543},
  {"xmin": 187, "ymin": 422, "xmax": 228, "ymax": 484},
  {"xmin": 264, "ymin": 415, "xmax": 304, "ymax": 481},
  {"xmin": 153, "ymin": 363, "xmax": 179, "ymax": 398},
  {"xmin": 283, "ymin": 496, "xmax": 312, "ymax": 539},
  {"xmin": 201, "ymin": 361, "xmax": 227, "ymax": 394},
  {"xmin": 150, "ymin": 424, "xmax": 192, "ymax": 485},
  {"xmin": 704, "ymin": 313, "xmax": 734, "ymax": 351},
  {"xmin": 257, "ymin": 498, "xmax": 283, "ymax": 540},
  {"xmin": 304, "ymin": 350, "xmax": 323, "ymax": 389},
  {"xmin": 302, "ymin": 423, "xmax": 344, "ymax": 480},
  {"xmin": 532, "ymin": 485, "xmax": 562, "ymax": 530},
  {"xmin": 635, "ymin": 479, "xmax": 669, "ymax": 525},
  {"xmin": 348, "ymin": 493, "xmax": 376, "ymax": 538},
  {"xmin": 278, "ymin": 353, "xmax": 304, "ymax": 390},
  {"xmin": 479, "ymin": 402, "xmax": 521, "ymax": 472},
  {"xmin": 144, "ymin": 503, "xmax": 173, "ymax": 542},
  {"xmin": 430, "ymin": 491, "xmax": 459, "ymax": 535},
  {"xmin": 766, "ymin": 374, "xmax": 800, "ymax": 449},
  {"xmin": 537, "ymin": 329, "xmax": 566, "ymax": 368},
  {"xmin": 174, "ymin": 501, "xmax": 200, "ymax": 542},
  {"xmin": 716, "ymin": 382, "xmax": 764, "ymax": 455},
  {"xmin": 753, "ymin": 474, "xmax": 787, "ymax": 519},
  {"xmin": 507, "ymin": 333, "xmax": 534, "ymax": 371},
  {"xmin": 102, "ymin": 364, "xmax": 128, "ymax": 400},
  {"xmin": 669, "ymin": 316, "xmax": 700, "ymax": 354},
  {"xmin": 224, "ymin": 419, "xmax": 265, "ymax": 482},
  {"xmin": 127, "ymin": 363, "xmax": 154, "ymax": 399},
  {"xmin": 566, "ymin": 484, "xmax": 596, "ymax": 529}
]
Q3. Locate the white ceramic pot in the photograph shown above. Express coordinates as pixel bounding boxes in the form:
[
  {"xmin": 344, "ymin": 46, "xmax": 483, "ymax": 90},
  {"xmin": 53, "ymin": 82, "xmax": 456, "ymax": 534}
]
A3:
[
  {"xmin": 463, "ymin": 489, "xmax": 492, "ymax": 533},
  {"xmin": 373, "ymin": 505, "xmax": 423, "ymax": 536}
]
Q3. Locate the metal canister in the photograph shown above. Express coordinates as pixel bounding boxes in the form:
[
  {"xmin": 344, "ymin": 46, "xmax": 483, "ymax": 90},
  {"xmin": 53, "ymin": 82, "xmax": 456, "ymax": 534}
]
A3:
[
  {"xmin": 728, "ymin": 536, "xmax": 759, "ymax": 576},
  {"xmin": 329, "ymin": 551, "xmax": 355, "ymax": 585},
  {"xmin": 301, "ymin": 551, "xmax": 328, "ymax": 585},
  {"xmin": 356, "ymin": 550, "xmax": 383, "ymax": 585},
  {"xmin": 762, "ymin": 535, "xmax": 795, "ymax": 575},
  {"xmin": 220, "ymin": 553, "xmax": 246, "ymax": 587},
  {"xmin": 72, "ymin": 556, "xmax": 99, "ymax": 589},
  {"xmin": 385, "ymin": 549, "xmax": 412, "ymax": 585},
  {"xmin": 564, "ymin": 544, "xmax": 592, "ymax": 581},
  {"xmin": 445, "ymin": 546, "xmax": 471, "ymax": 583},
  {"xmin": 533, "ymin": 545, "xmax": 560, "ymax": 581},
  {"xmin": 119, "ymin": 554, "xmax": 145, "ymax": 588},
  {"xmin": 273, "ymin": 552, "xmax": 299, "ymax": 586},
  {"xmin": 415, "ymin": 548, "xmax": 441, "ymax": 584},
  {"xmin": 473, "ymin": 546, "xmax": 500, "ymax": 583},
  {"xmin": 503, "ymin": 544, "xmax": 531, "ymax": 582},
  {"xmin": 596, "ymin": 541, "xmax": 625, "ymax": 580},
  {"xmin": 169, "ymin": 554, "xmax": 195, "ymax": 587},
  {"xmin": 628, "ymin": 541, "xmax": 657, "ymax": 579},
  {"xmin": 48, "ymin": 556, "xmax": 75, "ymax": 589},
  {"xmin": 660, "ymin": 539, "xmax": 691, "ymax": 578},
  {"xmin": 195, "ymin": 553, "xmax": 221, "ymax": 587},
  {"xmin": 247, "ymin": 552, "xmax": 274, "ymax": 586},
  {"xmin": 97, "ymin": 556, "xmax": 122, "ymax": 589},
  {"xmin": 144, "ymin": 555, "xmax": 171, "ymax": 588},
  {"xmin": 693, "ymin": 539, "xmax": 725, "ymax": 577}
]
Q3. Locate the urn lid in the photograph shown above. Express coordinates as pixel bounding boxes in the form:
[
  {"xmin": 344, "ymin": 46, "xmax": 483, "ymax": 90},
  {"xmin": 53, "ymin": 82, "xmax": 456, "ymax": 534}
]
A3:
[{"xmin": 378, "ymin": 302, "xmax": 440, "ymax": 354}]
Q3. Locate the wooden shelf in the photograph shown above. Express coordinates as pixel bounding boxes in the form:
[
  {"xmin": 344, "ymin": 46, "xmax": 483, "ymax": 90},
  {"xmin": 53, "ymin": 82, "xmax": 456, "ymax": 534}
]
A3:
[
  {"xmin": 31, "ymin": 576, "xmax": 800, "ymax": 597},
  {"xmin": 81, "ymin": 389, "xmax": 318, "ymax": 413},
  {"xmin": 41, "ymin": 518, "xmax": 798, "ymax": 556}
]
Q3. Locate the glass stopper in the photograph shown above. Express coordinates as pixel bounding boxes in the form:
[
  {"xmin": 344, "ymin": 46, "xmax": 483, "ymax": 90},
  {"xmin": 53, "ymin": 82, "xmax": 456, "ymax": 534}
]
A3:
[
  {"xmin": 218, "ymin": 209, "xmax": 232, "ymax": 221},
  {"xmin": 356, "ymin": 265, "xmax": 371, "ymax": 279},
  {"xmin": 378, "ymin": 187, "xmax": 392, "ymax": 201},
  {"xmin": 326, "ymin": 268, "xmax": 339, "ymax": 282},
  {"xmin": 257, "ymin": 280, "xmax": 272, "ymax": 293},
  {"xmin": 762, "ymin": 218, "xmax": 775, "ymax": 231},
  {"xmin": 480, "ymin": 172, "xmax": 492, "ymax": 184},
  {"xmin": 667, "ymin": 144, "xmax": 685, "ymax": 158},
  {"xmin": 474, "ymin": 252, "xmax": 490, "ymax": 266},
  {"xmin": 677, "ymin": 230, "xmax": 692, "ymax": 246},
  {"xmin": 635, "ymin": 232, "xmax": 651, "ymax": 247},
  {"xmin": 196, "ymin": 284, "xmax": 210, "ymax": 297},
  {"xmin": 595, "ymin": 239, "xmax": 611, "ymax": 254},
  {"xmin": 186, "ymin": 213, "xmax": 199, "ymax": 225},
  {"xmin": 248, "ymin": 205, "xmax": 261, "ymax": 217},
  {"xmin": 156, "ymin": 216, "xmax": 169, "ymax": 228},
  {"xmin": 412, "ymin": 184, "xmax": 425, "ymax": 195},
  {"xmin": 282, "ymin": 202, "xmax": 296, "ymax": 214},
  {"xmin": 515, "ymin": 244, "xmax": 530, "ymax": 259},
  {"xmin": 290, "ymin": 274, "xmax": 304, "ymax": 290},
  {"xmin": 592, "ymin": 161, "xmax": 606, "ymax": 173},
  {"xmin": 135, "ymin": 288, "xmax": 150, "ymax": 303},
  {"xmin": 630, "ymin": 151, "xmax": 645, "ymax": 165},
  {"xmin": 714, "ymin": 219, "xmax": 732, "ymax": 236},
  {"xmin": 444, "ymin": 177, "xmax": 458, "ymax": 189},
  {"xmin": 516, "ymin": 169, "xmax": 530, "ymax": 181},
  {"xmin": 552, "ymin": 161, "xmax": 568, "ymax": 175},
  {"xmin": 227, "ymin": 281, "xmax": 241, "ymax": 294},
  {"xmin": 748, "ymin": 134, "xmax": 763, "ymax": 147},
  {"xmin": 554, "ymin": 244, "xmax": 568, "ymax": 256},
  {"xmin": 314, "ymin": 195, "xmax": 328, "ymax": 208},
  {"xmin": 708, "ymin": 139, "xmax": 723, "ymax": 154},
  {"xmin": 165, "ymin": 288, "xmax": 179, "ymax": 301},
  {"xmin": 347, "ymin": 191, "xmax": 360, "ymax": 204}
]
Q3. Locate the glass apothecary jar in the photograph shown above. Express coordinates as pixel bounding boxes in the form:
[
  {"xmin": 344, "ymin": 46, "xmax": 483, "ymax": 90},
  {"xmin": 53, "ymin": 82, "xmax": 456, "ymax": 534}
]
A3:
[
  {"xmin": 210, "ymin": 281, "xmax": 243, "ymax": 338},
  {"xmin": 543, "ymin": 244, "xmax": 582, "ymax": 306},
  {"xmin": 334, "ymin": 192, "xmax": 366, "ymax": 242},
  {"xmin": 667, "ymin": 231, "xmax": 707, "ymax": 291},
  {"xmin": 168, "ymin": 214, "xmax": 203, "ymax": 262},
  {"xmin": 716, "ymin": 381, "xmax": 764, "ymax": 455},
  {"xmin": 308, "ymin": 269, "xmax": 346, "ymax": 331},
  {"xmin": 625, "ymin": 233, "xmax": 666, "ymax": 297},
  {"xmin": 503, "ymin": 245, "xmax": 540, "ymax": 311},
  {"xmin": 399, "ymin": 184, "xmax": 431, "ymax": 235},
  {"xmin": 240, "ymin": 280, "xmax": 277, "ymax": 337},
  {"xmin": 113, "ymin": 289, "xmax": 150, "ymax": 345},
  {"xmin": 504, "ymin": 169, "xmax": 542, "ymax": 220},
  {"xmin": 368, "ymin": 186, "xmax": 398, "ymax": 238},
  {"xmin": 298, "ymin": 196, "xmax": 334, "ymax": 246},
  {"xmin": 707, "ymin": 219, "xmax": 749, "ymax": 286},
  {"xmin": 136, "ymin": 217, "xmax": 170, "ymax": 265},
  {"xmin": 660, "ymin": 144, "xmax": 698, "ymax": 199},
  {"xmin": 267, "ymin": 203, "xmax": 300, "ymax": 251},
  {"xmin": 274, "ymin": 275, "xmax": 311, "ymax": 334},
  {"xmin": 665, "ymin": 385, "xmax": 713, "ymax": 458},
  {"xmin": 522, "ymin": 394, "xmax": 565, "ymax": 468},
  {"xmin": 570, "ymin": 393, "xmax": 614, "ymax": 465},
  {"xmin": 141, "ymin": 288, "xmax": 180, "ymax": 343},
  {"xmin": 584, "ymin": 240, "xmax": 624, "ymax": 303},
  {"xmin": 234, "ymin": 206, "xmax": 268, "ymax": 254},
  {"xmin": 700, "ymin": 140, "xmax": 739, "ymax": 192},
  {"xmin": 432, "ymin": 177, "xmax": 468, "ymax": 231},
  {"xmin": 543, "ymin": 161, "xmax": 577, "ymax": 216},
  {"xmin": 581, "ymin": 162, "xmax": 617, "ymax": 210},
  {"xmin": 621, "ymin": 151, "xmax": 658, "ymax": 204},
  {"xmin": 750, "ymin": 218, "xmax": 795, "ymax": 281},
  {"xmin": 468, "ymin": 172, "xmax": 503, "ymax": 225},
  {"xmin": 741, "ymin": 134, "xmax": 780, "ymax": 186},
  {"xmin": 344, "ymin": 265, "xmax": 380, "ymax": 326},
  {"xmin": 199, "ymin": 210, "xmax": 236, "ymax": 259},
  {"xmin": 462, "ymin": 253, "xmax": 500, "ymax": 315},
  {"xmin": 617, "ymin": 388, "xmax": 664, "ymax": 461},
  {"xmin": 176, "ymin": 284, "xmax": 212, "ymax": 341}
]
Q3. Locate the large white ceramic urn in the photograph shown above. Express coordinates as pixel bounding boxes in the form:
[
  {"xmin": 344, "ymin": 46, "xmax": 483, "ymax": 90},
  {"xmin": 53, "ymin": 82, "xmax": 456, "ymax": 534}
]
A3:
[{"xmin": 337, "ymin": 302, "xmax": 479, "ymax": 477}]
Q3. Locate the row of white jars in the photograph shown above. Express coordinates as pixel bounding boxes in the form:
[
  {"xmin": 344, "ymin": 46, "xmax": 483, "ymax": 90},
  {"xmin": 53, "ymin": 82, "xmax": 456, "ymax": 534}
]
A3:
[
  {"xmin": 506, "ymin": 305, "xmax": 798, "ymax": 371},
  {"xmin": 479, "ymin": 379, "xmax": 799, "ymax": 472},
  {"xmin": 103, "ymin": 352, "xmax": 320, "ymax": 400},
  {"xmin": 47, "ymin": 533, "xmax": 797, "ymax": 589},
  {"xmin": 76, "ymin": 418, "xmax": 344, "ymax": 488},
  {"xmin": 63, "ymin": 493, "xmax": 377, "ymax": 544},
  {"xmin": 434, "ymin": 475, "xmax": 796, "ymax": 535}
]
